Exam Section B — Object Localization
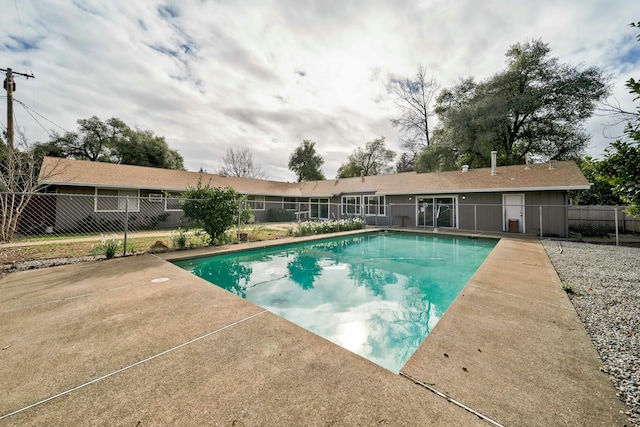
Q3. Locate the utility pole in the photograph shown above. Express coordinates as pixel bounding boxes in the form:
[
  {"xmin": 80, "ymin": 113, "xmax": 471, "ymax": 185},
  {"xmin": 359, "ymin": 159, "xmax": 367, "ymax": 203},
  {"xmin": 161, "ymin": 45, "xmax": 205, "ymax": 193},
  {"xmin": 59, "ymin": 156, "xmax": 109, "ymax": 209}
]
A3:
[
  {"xmin": 2, "ymin": 67, "xmax": 34, "ymax": 187},
  {"xmin": 2, "ymin": 67, "xmax": 35, "ymax": 154}
]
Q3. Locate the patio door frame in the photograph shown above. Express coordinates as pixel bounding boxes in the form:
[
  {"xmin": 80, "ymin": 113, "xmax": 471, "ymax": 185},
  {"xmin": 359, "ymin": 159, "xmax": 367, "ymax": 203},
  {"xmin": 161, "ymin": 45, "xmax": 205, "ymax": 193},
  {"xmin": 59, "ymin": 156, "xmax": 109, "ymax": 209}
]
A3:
[
  {"xmin": 415, "ymin": 195, "xmax": 458, "ymax": 229},
  {"xmin": 502, "ymin": 193, "xmax": 525, "ymax": 233}
]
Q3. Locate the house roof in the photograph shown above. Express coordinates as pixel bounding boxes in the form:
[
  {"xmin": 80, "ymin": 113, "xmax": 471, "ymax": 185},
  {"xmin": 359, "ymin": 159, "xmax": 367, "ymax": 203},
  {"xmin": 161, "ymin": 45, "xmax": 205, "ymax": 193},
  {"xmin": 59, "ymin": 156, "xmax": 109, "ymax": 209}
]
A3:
[{"xmin": 40, "ymin": 156, "xmax": 590, "ymax": 197}]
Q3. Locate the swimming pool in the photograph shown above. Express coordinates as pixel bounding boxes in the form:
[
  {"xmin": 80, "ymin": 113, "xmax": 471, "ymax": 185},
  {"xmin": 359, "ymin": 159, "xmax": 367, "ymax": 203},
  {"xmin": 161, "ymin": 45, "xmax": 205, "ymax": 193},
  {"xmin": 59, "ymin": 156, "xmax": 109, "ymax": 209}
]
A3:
[{"xmin": 175, "ymin": 231, "xmax": 497, "ymax": 372}]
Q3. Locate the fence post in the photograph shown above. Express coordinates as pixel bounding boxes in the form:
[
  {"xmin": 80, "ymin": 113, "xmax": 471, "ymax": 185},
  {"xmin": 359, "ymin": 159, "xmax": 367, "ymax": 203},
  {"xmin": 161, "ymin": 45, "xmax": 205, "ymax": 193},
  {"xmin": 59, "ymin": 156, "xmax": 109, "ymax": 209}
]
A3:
[
  {"xmin": 123, "ymin": 196, "xmax": 129, "ymax": 256},
  {"xmin": 237, "ymin": 198, "xmax": 241, "ymax": 243},
  {"xmin": 474, "ymin": 204, "xmax": 477, "ymax": 234},
  {"xmin": 614, "ymin": 207, "xmax": 619, "ymax": 246},
  {"xmin": 539, "ymin": 205, "xmax": 543, "ymax": 239}
]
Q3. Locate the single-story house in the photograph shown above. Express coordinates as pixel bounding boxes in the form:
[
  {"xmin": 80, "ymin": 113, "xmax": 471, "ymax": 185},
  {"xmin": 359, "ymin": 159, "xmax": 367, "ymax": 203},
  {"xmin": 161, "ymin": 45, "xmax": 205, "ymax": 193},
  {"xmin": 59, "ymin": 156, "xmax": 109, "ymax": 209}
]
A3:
[{"xmin": 38, "ymin": 155, "xmax": 590, "ymax": 237}]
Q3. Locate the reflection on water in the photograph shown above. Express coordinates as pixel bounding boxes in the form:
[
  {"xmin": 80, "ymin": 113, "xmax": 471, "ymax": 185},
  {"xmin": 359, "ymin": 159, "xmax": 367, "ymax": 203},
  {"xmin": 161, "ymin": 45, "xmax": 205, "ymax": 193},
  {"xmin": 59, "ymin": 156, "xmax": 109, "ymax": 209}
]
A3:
[
  {"xmin": 175, "ymin": 232, "xmax": 496, "ymax": 373},
  {"xmin": 287, "ymin": 253, "xmax": 322, "ymax": 290}
]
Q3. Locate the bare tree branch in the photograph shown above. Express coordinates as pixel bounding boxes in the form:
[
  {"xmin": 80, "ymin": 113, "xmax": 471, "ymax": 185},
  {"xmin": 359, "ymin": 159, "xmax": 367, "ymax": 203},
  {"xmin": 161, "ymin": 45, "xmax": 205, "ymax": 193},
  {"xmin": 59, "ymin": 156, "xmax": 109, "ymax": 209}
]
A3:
[
  {"xmin": 217, "ymin": 146, "xmax": 266, "ymax": 179},
  {"xmin": 1, "ymin": 128, "xmax": 65, "ymax": 241},
  {"xmin": 390, "ymin": 64, "xmax": 440, "ymax": 155}
]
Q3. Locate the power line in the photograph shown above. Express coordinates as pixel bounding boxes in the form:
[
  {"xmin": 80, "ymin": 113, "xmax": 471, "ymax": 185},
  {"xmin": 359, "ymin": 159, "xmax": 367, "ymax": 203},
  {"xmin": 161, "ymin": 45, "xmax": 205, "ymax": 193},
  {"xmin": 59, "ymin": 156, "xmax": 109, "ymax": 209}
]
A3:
[
  {"xmin": 17, "ymin": 100, "xmax": 53, "ymax": 138},
  {"xmin": 14, "ymin": 98, "xmax": 70, "ymax": 133}
]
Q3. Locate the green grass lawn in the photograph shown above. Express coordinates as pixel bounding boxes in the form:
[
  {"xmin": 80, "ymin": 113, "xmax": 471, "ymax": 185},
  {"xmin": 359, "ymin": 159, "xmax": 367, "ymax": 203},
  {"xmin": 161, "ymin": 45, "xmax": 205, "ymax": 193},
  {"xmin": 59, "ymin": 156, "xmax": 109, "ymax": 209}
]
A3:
[{"xmin": 1, "ymin": 225, "xmax": 292, "ymax": 265}]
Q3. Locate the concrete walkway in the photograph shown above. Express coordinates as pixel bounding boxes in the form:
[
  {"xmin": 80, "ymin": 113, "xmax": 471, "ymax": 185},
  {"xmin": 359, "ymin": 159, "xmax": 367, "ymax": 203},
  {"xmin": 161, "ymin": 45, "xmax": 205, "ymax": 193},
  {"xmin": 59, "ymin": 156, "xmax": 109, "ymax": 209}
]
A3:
[{"xmin": 0, "ymin": 232, "xmax": 629, "ymax": 426}]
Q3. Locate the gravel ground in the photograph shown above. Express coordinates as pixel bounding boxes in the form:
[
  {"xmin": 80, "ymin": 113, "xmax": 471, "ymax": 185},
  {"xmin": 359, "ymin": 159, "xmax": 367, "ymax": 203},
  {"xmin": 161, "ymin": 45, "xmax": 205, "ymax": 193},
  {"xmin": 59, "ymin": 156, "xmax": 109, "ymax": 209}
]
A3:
[{"xmin": 542, "ymin": 240, "xmax": 639, "ymax": 426}]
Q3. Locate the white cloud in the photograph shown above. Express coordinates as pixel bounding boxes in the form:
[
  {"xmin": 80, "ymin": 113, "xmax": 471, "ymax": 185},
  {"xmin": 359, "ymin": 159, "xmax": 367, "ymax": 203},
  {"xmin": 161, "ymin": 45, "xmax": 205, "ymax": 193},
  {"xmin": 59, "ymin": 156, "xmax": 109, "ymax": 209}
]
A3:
[{"xmin": 3, "ymin": 0, "xmax": 640, "ymax": 180}]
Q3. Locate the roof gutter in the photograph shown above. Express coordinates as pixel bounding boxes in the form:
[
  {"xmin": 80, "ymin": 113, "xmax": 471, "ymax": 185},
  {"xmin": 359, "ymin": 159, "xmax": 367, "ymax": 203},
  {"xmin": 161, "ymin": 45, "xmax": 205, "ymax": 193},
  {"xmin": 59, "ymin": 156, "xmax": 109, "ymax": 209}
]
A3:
[{"xmin": 376, "ymin": 185, "xmax": 590, "ymax": 196}]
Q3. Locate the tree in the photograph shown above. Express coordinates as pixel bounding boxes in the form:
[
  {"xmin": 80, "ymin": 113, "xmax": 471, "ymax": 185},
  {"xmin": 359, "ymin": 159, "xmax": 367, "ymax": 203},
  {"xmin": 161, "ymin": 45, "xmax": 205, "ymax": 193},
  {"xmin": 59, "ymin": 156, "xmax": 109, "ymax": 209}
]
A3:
[
  {"xmin": 217, "ymin": 146, "xmax": 265, "ymax": 179},
  {"xmin": 599, "ymin": 21, "xmax": 640, "ymax": 125},
  {"xmin": 430, "ymin": 39, "xmax": 610, "ymax": 170},
  {"xmin": 395, "ymin": 152, "xmax": 415, "ymax": 173},
  {"xmin": 337, "ymin": 137, "xmax": 396, "ymax": 178},
  {"xmin": 390, "ymin": 64, "xmax": 440, "ymax": 166},
  {"xmin": 588, "ymin": 22, "xmax": 640, "ymax": 215},
  {"xmin": 415, "ymin": 143, "xmax": 459, "ymax": 173},
  {"xmin": 180, "ymin": 178, "xmax": 246, "ymax": 245},
  {"xmin": 571, "ymin": 156, "xmax": 623, "ymax": 205},
  {"xmin": 112, "ymin": 128, "xmax": 184, "ymax": 170},
  {"xmin": 581, "ymin": 21, "xmax": 640, "ymax": 216},
  {"xmin": 288, "ymin": 140, "xmax": 325, "ymax": 182},
  {"xmin": 46, "ymin": 116, "xmax": 127, "ymax": 162},
  {"xmin": 596, "ymin": 142, "xmax": 639, "ymax": 214},
  {"xmin": 1, "ymin": 129, "xmax": 62, "ymax": 241},
  {"xmin": 41, "ymin": 116, "xmax": 184, "ymax": 170}
]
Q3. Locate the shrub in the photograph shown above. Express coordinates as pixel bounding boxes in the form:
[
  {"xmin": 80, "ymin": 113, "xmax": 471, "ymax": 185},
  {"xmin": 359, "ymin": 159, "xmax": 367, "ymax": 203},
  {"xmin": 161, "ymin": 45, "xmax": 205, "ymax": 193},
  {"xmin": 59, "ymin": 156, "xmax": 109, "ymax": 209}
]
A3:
[
  {"xmin": 267, "ymin": 208, "xmax": 296, "ymax": 222},
  {"xmin": 93, "ymin": 235, "xmax": 122, "ymax": 259},
  {"xmin": 295, "ymin": 218, "xmax": 364, "ymax": 237},
  {"xmin": 180, "ymin": 178, "xmax": 250, "ymax": 245},
  {"xmin": 171, "ymin": 228, "xmax": 188, "ymax": 249}
]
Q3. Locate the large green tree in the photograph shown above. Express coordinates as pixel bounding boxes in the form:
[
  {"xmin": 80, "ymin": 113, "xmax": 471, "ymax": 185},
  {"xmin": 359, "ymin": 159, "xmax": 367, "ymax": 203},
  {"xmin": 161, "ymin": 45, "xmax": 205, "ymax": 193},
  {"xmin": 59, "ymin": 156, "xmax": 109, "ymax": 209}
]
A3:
[
  {"xmin": 424, "ymin": 39, "xmax": 609, "ymax": 172},
  {"xmin": 599, "ymin": 139, "xmax": 639, "ymax": 214},
  {"xmin": 571, "ymin": 156, "xmax": 623, "ymax": 205},
  {"xmin": 39, "ymin": 116, "xmax": 184, "ymax": 170},
  {"xmin": 113, "ymin": 128, "xmax": 184, "ymax": 170},
  {"xmin": 288, "ymin": 139, "xmax": 325, "ymax": 182},
  {"xmin": 337, "ymin": 137, "xmax": 396, "ymax": 178}
]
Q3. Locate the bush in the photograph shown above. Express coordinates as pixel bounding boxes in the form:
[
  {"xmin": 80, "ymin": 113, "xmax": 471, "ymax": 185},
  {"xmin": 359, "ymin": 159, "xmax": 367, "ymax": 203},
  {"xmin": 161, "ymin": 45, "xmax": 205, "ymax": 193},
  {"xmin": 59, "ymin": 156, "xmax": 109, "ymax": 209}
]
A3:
[
  {"xmin": 267, "ymin": 208, "xmax": 296, "ymax": 222},
  {"xmin": 180, "ymin": 178, "xmax": 250, "ymax": 245},
  {"xmin": 93, "ymin": 234, "xmax": 122, "ymax": 259},
  {"xmin": 171, "ymin": 228, "xmax": 188, "ymax": 249},
  {"xmin": 295, "ymin": 218, "xmax": 364, "ymax": 237}
]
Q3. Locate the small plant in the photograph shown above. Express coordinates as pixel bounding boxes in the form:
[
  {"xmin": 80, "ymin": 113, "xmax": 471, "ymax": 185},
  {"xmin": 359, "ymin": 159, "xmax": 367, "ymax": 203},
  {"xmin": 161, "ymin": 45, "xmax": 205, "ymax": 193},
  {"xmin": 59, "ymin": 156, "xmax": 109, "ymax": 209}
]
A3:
[
  {"xmin": 247, "ymin": 225, "xmax": 266, "ymax": 241},
  {"xmin": 295, "ymin": 218, "xmax": 365, "ymax": 237},
  {"xmin": 562, "ymin": 282, "xmax": 576, "ymax": 294},
  {"xmin": 214, "ymin": 230, "xmax": 236, "ymax": 246},
  {"xmin": 171, "ymin": 228, "xmax": 189, "ymax": 250},
  {"xmin": 126, "ymin": 243, "xmax": 137, "ymax": 255},
  {"xmin": 94, "ymin": 234, "xmax": 122, "ymax": 259}
]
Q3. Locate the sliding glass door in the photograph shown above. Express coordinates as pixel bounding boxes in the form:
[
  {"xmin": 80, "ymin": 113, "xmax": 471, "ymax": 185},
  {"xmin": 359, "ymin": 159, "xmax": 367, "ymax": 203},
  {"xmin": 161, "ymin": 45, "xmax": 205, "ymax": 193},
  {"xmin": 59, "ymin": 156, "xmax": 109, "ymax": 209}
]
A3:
[{"xmin": 417, "ymin": 196, "xmax": 457, "ymax": 228}]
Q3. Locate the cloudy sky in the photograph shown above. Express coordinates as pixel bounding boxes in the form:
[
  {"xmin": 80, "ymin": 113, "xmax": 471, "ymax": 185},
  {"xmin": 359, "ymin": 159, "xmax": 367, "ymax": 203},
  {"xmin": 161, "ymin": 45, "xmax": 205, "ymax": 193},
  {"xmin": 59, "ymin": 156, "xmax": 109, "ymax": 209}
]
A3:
[{"xmin": 3, "ymin": 0, "xmax": 640, "ymax": 181}]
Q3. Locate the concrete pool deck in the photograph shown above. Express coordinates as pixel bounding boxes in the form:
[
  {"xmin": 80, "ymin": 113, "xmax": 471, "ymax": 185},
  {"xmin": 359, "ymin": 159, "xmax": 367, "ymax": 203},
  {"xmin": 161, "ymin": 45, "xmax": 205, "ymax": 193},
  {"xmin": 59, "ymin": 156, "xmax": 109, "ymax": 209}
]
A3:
[{"xmin": 0, "ymin": 231, "xmax": 630, "ymax": 426}]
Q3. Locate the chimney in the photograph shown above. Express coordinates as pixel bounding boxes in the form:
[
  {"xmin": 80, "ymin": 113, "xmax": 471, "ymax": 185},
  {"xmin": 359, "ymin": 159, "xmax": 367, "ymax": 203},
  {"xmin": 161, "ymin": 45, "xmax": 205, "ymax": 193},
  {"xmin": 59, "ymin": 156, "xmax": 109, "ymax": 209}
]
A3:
[
  {"xmin": 461, "ymin": 165, "xmax": 469, "ymax": 172},
  {"xmin": 490, "ymin": 151, "xmax": 497, "ymax": 175}
]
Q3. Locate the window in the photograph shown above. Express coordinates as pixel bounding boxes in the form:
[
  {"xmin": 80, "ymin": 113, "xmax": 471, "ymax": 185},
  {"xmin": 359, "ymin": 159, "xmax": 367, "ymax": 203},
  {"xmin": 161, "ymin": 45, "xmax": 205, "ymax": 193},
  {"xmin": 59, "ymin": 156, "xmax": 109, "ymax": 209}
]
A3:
[
  {"xmin": 148, "ymin": 193, "xmax": 164, "ymax": 202},
  {"xmin": 246, "ymin": 195, "xmax": 265, "ymax": 210},
  {"xmin": 341, "ymin": 196, "xmax": 361, "ymax": 215},
  {"xmin": 364, "ymin": 195, "xmax": 385, "ymax": 216},
  {"xmin": 95, "ymin": 188, "xmax": 139, "ymax": 212},
  {"xmin": 310, "ymin": 198, "xmax": 329, "ymax": 219},
  {"xmin": 165, "ymin": 193, "xmax": 183, "ymax": 211},
  {"xmin": 283, "ymin": 197, "xmax": 297, "ymax": 211}
]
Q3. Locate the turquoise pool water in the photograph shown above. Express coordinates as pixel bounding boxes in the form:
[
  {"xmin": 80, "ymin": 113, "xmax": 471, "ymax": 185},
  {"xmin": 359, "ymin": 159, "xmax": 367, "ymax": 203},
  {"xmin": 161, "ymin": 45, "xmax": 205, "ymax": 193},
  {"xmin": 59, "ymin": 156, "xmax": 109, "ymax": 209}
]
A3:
[{"xmin": 175, "ymin": 232, "xmax": 497, "ymax": 372}]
